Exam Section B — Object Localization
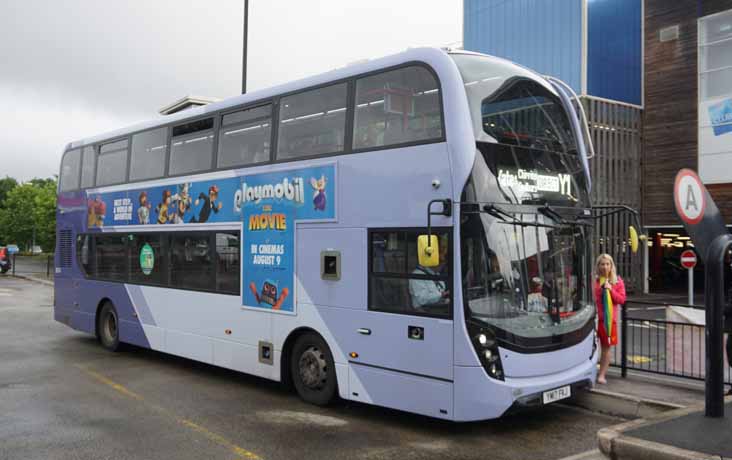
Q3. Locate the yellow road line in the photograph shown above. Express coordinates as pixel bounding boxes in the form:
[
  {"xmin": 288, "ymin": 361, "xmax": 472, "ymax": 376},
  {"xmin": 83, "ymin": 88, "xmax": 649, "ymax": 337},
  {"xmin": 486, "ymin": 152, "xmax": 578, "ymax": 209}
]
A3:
[{"xmin": 75, "ymin": 364, "xmax": 262, "ymax": 460}]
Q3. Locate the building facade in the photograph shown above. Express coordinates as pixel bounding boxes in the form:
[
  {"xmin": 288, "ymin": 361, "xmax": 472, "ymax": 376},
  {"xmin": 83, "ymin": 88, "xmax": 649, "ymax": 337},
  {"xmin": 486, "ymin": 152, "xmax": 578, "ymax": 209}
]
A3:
[{"xmin": 644, "ymin": 0, "xmax": 732, "ymax": 293}]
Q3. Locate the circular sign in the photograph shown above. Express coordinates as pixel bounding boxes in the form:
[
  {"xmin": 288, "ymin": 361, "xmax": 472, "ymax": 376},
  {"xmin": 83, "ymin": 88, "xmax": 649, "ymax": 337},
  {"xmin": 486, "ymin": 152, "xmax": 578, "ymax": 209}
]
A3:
[
  {"xmin": 139, "ymin": 243, "xmax": 155, "ymax": 275},
  {"xmin": 680, "ymin": 249, "xmax": 697, "ymax": 269},
  {"xmin": 674, "ymin": 169, "xmax": 706, "ymax": 225}
]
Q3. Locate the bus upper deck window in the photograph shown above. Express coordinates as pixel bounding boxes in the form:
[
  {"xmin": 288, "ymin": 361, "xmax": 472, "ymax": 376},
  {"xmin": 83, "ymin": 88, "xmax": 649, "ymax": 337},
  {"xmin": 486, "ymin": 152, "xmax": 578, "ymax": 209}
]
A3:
[
  {"xmin": 169, "ymin": 119, "xmax": 214, "ymax": 176},
  {"xmin": 353, "ymin": 66, "xmax": 442, "ymax": 150}
]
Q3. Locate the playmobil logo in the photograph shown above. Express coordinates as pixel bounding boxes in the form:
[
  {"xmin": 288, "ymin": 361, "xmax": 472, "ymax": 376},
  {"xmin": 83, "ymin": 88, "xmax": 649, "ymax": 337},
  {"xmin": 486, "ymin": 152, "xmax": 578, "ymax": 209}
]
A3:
[{"xmin": 234, "ymin": 177, "xmax": 305, "ymax": 210}]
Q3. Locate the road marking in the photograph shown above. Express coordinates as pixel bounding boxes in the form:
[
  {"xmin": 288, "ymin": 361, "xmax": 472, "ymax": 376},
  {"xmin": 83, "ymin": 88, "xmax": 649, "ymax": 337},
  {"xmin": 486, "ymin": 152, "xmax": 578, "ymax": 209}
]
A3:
[
  {"xmin": 75, "ymin": 364, "xmax": 262, "ymax": 460},
  {"xmin": 258, "ymin": 410, "xmax": 348, "ymax": 427}
]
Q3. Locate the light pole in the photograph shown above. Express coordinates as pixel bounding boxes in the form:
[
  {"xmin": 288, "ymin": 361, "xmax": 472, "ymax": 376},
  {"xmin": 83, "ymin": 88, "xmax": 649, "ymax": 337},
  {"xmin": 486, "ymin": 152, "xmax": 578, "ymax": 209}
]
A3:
[{"xmin": 242, "ymin": 0, "xmax": 249, "ymax": 94}]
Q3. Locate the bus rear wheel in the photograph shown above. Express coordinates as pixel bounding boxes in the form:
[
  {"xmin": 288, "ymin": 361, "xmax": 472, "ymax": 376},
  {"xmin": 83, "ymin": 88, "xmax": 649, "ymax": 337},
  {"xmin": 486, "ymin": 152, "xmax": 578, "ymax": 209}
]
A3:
[
  {"xmin": 97, "ymin": 302, "xmax": 121, "ymax": 352},
  {"xmin": 290, "ymin": 333, "xmax": 337, "ymax": 406}
]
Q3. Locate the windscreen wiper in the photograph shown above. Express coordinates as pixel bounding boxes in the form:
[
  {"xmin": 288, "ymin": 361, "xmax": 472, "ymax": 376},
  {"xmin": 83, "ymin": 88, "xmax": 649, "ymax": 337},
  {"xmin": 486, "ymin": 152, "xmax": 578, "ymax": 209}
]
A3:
[
  {"xmin": 537, "ymin": 203, "xmax": 592, "ymax": 228},
  {"xmin": 464, "ymin": 202, "xmax": 558, "ymax": 229}
]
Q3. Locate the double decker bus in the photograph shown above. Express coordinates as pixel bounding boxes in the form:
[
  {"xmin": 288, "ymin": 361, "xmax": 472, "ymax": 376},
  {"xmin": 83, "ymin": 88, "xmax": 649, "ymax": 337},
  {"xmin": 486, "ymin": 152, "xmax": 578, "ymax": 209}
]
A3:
[{"xmin": 55, "ymin": 47, "xmax": 599, "ymax": 421}]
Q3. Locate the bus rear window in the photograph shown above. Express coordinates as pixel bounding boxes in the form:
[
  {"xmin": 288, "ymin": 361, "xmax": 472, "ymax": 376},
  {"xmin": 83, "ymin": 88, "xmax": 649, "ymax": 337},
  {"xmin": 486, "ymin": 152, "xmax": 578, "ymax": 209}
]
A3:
[{"xmin": 59, "ymin": 149, "xmax": 81, "ymax": 192}]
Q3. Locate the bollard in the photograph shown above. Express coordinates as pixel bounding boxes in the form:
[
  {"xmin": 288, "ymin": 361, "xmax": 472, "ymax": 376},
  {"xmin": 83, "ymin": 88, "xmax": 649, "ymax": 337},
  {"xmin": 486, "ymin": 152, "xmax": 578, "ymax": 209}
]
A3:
[
  {"xmin": 704, "ymin": 234, "xmax": 732, "ymax": 418},
  {"xmin": 46, "ymin": 255, "xmax": 51, "ymax": 278},
  {"xmin": 12, "ymin": 254, "xmax": 15, "ymax": 276}
]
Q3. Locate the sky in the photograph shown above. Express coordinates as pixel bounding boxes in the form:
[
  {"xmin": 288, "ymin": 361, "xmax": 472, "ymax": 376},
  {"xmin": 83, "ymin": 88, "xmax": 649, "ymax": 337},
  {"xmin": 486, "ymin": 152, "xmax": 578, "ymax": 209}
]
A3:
[{"xmin": 0, "ymin": 0, "xmax": 462, "ymax": 182}]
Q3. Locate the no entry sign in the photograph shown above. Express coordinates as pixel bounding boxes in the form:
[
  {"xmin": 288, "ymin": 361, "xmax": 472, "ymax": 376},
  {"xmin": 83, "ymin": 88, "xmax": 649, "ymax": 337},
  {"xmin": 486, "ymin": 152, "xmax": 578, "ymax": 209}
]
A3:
[
  {"xmin": 680, "ymin": 250, "xmax": 697, "ymax": 269},
  {"xmin": 674, "ymin": 169, "xmax": 706, "ymax": 225}
]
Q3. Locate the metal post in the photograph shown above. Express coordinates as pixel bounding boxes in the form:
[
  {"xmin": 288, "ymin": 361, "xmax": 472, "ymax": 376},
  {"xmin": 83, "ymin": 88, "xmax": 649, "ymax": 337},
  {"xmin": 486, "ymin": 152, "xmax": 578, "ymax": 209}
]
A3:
[
  {"xmin": 242, "ymin": 0, "xmax": 248, "ymax": 94},
  {"xmin": 643, "ymin": 238, "xmax": 650, "ymax": 294},
  {"xmin": 46, "ymin": 255, "xmax": 50, "ymax": 278},
  {"xmin": 11, "ymin": 254, "xmax": 15, "ymax": 276},
  {"xmin": 689, "ymin": 267, "xmax": 694, "ymax": 305},
  {"xmin": 621, "ymin": 302, "xmax": 628, "ymax": 378},
  {"xmin": 704, "ymin": 234, "xmax": 731, "ymax": 418}
]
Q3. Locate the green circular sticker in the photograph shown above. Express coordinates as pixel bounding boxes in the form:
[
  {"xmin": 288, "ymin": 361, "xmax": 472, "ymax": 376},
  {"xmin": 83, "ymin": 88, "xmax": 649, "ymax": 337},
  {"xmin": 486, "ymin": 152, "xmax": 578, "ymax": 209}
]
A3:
[{"xmin": 140, "ymin": 243, "xmax": 155, "ymax": 275}]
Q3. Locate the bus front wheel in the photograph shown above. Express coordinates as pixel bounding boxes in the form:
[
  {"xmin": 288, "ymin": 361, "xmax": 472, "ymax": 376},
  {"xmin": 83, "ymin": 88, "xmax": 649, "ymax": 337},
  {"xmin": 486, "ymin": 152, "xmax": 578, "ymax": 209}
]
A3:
[
  {"xmin": 290, "ymin": 333, "xmax": 337, "ymax": 406},
  {"xmin": 97, "ymin": 302, "xmax": 121, "ymax": 352}
]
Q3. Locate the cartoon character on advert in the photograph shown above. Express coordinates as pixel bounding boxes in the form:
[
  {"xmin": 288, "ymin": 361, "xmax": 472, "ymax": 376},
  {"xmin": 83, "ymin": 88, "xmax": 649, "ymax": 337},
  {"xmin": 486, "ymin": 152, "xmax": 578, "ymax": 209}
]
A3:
[
  {"xmin": 87, "ymin": 197, "xmax": 106, "ymax": 228},
  {"xmin": 190, "ymin": 185, "xmax": 223, "ymax": 223},
  {"xmin": 137, "ymin": 191, "xmax": 151, "ymax": 225},
  {"xmin": 310, "ymin": 175, "xmax": 327, "ymax": 211},
  {"xmin": 171, "ymin": 182, "xmax": 192, "ymax": 224},
  {"xmin": 155, "ymin": 190, "xmax": 174, "ymax": 224},
  {"xmin": 249, "ymin": 280, "xmax": 290, "ymax": 310}
]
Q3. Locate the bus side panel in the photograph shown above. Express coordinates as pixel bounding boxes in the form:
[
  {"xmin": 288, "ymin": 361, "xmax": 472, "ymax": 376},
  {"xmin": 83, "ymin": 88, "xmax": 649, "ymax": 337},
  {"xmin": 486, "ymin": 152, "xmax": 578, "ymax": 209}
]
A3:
[
  {"xmin": 53, "ymin": 277, "xmax": 76, "ymax": 328},
  {"xmin": 77, "ymin": 279, "xmax": 151, "ymax": 349},
  {"xmin": 349, "ymin": 366, "xmax": 453, "ymax": 420},
  {"xmin": 135, "ymin": 286, "xmax": 276, "ymax": 380}
]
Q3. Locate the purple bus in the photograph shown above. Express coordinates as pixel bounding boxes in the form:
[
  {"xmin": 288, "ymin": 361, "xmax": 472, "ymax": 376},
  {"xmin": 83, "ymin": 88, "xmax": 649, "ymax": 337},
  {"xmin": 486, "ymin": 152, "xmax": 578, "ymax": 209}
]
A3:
[{"xmin": 55, "ymin": 48, "xmax": 599, "ymax": 420}]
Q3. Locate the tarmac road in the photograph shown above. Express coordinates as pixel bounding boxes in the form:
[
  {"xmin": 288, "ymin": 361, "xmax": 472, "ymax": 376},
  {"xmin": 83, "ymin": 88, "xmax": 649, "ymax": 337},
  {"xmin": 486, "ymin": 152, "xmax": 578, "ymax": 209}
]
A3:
[{"xmin": 0, "ymin": 277, "xmax": 622, "ymax": 460}]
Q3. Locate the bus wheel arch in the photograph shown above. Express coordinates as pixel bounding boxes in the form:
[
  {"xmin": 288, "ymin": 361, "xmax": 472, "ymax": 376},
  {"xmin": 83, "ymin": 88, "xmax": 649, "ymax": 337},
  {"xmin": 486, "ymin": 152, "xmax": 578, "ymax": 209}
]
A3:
[
  {"xmin": 282, "ymin": 328, "xmax": 338, "ymax": 406},
  {"xmin": 95, "ymin": 298, "xmax": 122, "ymax": 352}
]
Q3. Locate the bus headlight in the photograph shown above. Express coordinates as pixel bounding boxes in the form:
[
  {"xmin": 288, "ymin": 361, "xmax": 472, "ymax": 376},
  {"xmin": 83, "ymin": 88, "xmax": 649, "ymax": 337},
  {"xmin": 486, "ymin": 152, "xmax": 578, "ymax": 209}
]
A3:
[
  {"xmin": 469, "ymin": 325, "xmax": 504, "ymax": 381},
  {"xmin": 590, "ymin": 330, "xmax": 597, "ymax": 360}
]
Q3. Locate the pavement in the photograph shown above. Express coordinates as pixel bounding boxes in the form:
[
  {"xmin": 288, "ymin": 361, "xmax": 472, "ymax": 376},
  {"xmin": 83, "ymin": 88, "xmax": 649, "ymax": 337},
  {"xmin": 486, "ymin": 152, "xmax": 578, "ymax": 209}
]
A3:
[
  {"xmin": 625, "ymin": 401, "xmax": 732, "ymax": 457},
  {"xmin": 0, "ymin": 276, "xmax": 622, "ymax": 460}
]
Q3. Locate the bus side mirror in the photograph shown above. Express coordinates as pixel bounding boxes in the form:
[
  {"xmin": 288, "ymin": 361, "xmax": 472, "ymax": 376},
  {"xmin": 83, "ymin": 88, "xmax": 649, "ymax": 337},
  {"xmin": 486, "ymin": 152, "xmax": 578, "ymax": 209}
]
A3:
[
  {"xmin": 417, "ymin": 235, "xmax": 439, "ymax": 267},
  {"xmin": 628, "ymin": 225, "xmax": 647, "ymax": 254},
  {"xmin": 629, "ymin": 226, "xmax": 639, "ymax": 253}
]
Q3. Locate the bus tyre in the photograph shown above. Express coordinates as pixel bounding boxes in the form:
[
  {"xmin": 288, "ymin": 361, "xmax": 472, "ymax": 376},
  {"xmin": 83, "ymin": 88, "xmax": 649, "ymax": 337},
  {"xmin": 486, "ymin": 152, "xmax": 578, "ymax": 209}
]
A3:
[
  {"xmin": 98, "ymin": 302, "xmax": 122, "ymax": 352},
  {"xmin": 291, "ymin": 333, "xmax": 337, "ymax": 406}
]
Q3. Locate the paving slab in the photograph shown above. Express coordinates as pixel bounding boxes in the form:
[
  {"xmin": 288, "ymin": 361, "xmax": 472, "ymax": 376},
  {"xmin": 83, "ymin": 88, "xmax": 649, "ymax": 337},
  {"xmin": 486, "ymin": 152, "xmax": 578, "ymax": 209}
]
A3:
[
  {"xmin": 625, "ymin": 401, "xmax": 732, "ymax": 458},
  {"xmin": 598, "ymin": 396, "xmax": 732, "ymax": 460},
  {"xmin": 570, "ymin": 372, "xmax": 703, "ymax": 419}
]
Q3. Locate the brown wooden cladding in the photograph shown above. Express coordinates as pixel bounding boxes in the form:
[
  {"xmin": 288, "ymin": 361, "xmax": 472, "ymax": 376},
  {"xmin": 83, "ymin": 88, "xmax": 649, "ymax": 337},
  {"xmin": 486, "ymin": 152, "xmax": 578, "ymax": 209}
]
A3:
[{"xmin": 643, "ymin": 0, "xmax": 732, "ymax": 226}]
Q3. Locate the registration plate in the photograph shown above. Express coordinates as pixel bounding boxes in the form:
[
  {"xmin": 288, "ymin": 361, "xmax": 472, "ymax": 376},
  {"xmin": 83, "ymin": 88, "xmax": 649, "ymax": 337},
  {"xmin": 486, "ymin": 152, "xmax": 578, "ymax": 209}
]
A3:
[{"xmin": 542, "ymin": 385, "xmax": 571, "ymax": 404}]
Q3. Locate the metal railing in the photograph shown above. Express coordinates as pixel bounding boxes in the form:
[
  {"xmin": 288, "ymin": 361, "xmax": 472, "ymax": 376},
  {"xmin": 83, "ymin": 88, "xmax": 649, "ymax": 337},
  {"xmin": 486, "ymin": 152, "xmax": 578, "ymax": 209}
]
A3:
[{"xmin": 610, "ymin": 299, "xmax": 732, "ymax": 384}]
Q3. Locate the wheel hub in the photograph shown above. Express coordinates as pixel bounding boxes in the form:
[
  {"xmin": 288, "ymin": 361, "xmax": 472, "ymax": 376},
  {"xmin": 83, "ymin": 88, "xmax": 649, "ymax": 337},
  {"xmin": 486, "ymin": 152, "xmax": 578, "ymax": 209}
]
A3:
[
  {"xmin": 299, "ymin": 346, "xmax": 327, "ymax": 390},
  {"xmin": 103, "ymin": 312, "xmax": 117, "ymax": 345}
]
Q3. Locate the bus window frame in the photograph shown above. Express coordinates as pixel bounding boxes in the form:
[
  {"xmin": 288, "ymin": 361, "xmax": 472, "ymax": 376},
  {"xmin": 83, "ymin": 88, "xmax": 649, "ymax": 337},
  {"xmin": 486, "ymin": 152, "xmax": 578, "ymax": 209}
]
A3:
[
  {"xmin": 76, "ymin": 230, "xmax": 241, "ymax": 297},
  {"xmin": 60, "ymin": 60, "xmax": 446, "ymax": 192},
  {"xmin": 367, "ymin": 227, "xmax": 453, "ymax": 320},
  {"xmin": 167, "ymin": 116, "xmax": 218, "ymax": 178},
  {"xmin": 216, "ymin": 102, "xmax": 275, "ymax": 168},
  {"xmin": 129, "ymin": 126, "xmax": 171, "ymax": 183},
  {"xmin": 95, "ymin": 137, "xmax": 131, "ymax": 187},
  {"xmin": 351, "ymin": 64, "xmax": 446, "ymax": 154},
  {"xmin": 58, "ymin": 147, "xmax": 82, "ymax": 193}
]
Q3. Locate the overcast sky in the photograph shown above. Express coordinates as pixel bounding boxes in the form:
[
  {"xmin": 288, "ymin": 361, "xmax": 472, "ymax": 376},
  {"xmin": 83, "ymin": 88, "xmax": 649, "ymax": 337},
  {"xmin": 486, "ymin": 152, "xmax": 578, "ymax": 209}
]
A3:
[{"xmin": 0, "ymin": 0, "xmax": 462, "ymax": 182}]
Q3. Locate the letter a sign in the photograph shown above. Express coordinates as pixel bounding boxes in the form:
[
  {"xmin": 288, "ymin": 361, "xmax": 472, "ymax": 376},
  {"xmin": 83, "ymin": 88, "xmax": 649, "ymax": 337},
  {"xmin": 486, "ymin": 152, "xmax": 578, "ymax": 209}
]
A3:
[
  {"xmin": 674, "ymin": 169, "xmax": 705, "ymax": 225},
  {"xmin": 673, "ymin": 169, "xmax": 726, "ymax": 262}
]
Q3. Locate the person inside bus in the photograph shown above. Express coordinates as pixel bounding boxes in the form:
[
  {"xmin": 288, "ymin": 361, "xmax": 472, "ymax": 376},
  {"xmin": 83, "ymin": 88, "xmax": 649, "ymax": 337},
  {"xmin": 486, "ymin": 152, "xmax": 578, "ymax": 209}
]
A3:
[
  {"xmin": 410, "ymin": 236, "xmax": 449, "ymax": 309},
  {"xmin": 595, "ymin": 254, "xmax": 626, "ymax": 385},
  {"xmin": 527, "ymin": 277, "xmax": 548, "ymax": 313}
]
